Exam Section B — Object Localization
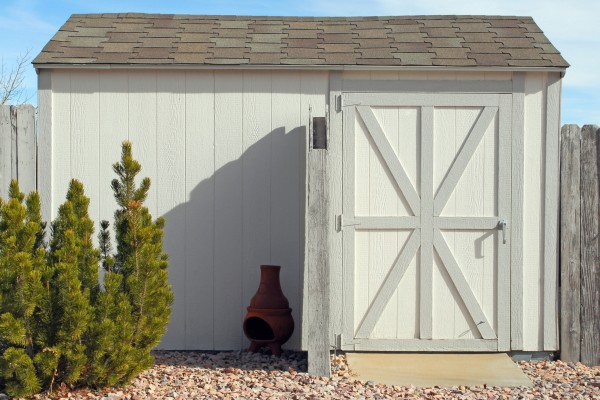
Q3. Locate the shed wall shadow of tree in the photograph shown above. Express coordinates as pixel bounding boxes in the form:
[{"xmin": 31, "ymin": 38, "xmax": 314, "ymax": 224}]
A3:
[{"xmin": 160, "ymin": 126, "xmax": 307, "ymax": 351}]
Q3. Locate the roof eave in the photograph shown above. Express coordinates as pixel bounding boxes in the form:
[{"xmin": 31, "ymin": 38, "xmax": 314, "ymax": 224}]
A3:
[{"xmin": 33, "ymin": 63, "xmax": 569, "ymax": 74}]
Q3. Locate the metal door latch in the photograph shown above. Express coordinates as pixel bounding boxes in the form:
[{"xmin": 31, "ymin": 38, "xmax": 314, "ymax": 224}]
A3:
[{"xmin": 498, "ymin": 220, "xmax": 507, "ymax": 244}]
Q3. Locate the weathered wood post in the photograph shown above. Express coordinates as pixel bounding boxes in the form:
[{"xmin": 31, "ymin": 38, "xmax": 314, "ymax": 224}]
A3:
[
  {"xmin": 560, "ymin": 124, "xmax": 581, "ymax": 362},
  {"xmin": 305, "ymin": 110, "xmax": 331, "ymax": 377},
  {"xmin": 579, "ymin": 124, "xmax": 600, "ymax": 366},
  {"xmin": 0, "ymin": 105, "xmax": 37, "ymax": 198},
  {"xmin": 15, "ymin": 105, "xmax": 37, "ymax": 194},
  {"xmin": 0, "ymin": 106, "xmax": 11, "ymax": 198}
]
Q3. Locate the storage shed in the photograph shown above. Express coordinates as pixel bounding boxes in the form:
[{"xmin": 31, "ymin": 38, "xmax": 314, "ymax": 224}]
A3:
[{"xmin": 34, "ymin": 14, "xmax": 568, "ymax": 359}]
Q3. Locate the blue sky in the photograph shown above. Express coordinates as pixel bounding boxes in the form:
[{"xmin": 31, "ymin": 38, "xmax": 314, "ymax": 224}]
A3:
[{"xmin": 1, "ymin": 0, "xmax": 597, "ymax": 124}]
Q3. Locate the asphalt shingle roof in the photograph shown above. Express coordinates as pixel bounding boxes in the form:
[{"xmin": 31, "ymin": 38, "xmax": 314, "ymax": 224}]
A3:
[{"xmin": 33, "ymin": 14, "xmax": 569, "ymax": 68}]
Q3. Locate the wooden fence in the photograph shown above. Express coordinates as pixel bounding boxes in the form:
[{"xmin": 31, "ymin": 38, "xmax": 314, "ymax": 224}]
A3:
[
  {"xmin": 560, "ymin": 124, "xmax": 600, "ymax": 366},
  {"xmin": 0, "ymin": 104, "xmax": 37, "ymax": 199}
]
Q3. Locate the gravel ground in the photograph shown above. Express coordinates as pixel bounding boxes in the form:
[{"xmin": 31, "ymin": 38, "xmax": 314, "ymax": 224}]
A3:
[{"xmin": 24, "ymin": 350, "xmax": 600, "ymax": 399}]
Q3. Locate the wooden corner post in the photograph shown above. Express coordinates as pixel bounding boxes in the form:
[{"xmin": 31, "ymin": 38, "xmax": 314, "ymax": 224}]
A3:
[
  {"xmin": 559, "ymin": 124, "xmax": 581, "ymax": 362},
  {"xmin": 305, "ymin": 103, "xmax": 332, "ymax": 377},
  {"xmin": 559, "ymin": 124, "xmax": 600, "ymax": 366},
  {"xmin": 579, "ymin": 124, "xmax": 600, "ymax": 366}
]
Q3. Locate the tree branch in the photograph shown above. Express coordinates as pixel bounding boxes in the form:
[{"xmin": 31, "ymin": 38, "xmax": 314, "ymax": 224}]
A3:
[{"xmin": 1, "ymin": 49, "xmax": 32, "ymax": 106}]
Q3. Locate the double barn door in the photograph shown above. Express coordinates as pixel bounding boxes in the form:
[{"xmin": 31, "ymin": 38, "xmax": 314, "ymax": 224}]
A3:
[{"xmin": 340, "ymin": 92, "xmax": 512, "ymax": 351}]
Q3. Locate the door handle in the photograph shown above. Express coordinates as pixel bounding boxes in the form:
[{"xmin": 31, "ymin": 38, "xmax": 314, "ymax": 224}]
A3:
[{"xmin": 498, "ymin": 220, "xmax": 507, "ymax": 244}]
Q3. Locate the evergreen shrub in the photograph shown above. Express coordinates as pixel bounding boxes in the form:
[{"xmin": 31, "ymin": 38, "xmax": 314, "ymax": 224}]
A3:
[{"xmin": 0, "ymin": 142, "xmax": 173, "ymax": 397}]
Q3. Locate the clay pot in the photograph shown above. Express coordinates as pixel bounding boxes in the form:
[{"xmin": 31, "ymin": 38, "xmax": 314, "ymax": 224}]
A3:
[
  {"xmin": 243, "ymin": 265, "xmax": 294, "ymax": 356},
  {"xmin": 249, "ymin": 265, "xmax": 290, "ymax": 309}
]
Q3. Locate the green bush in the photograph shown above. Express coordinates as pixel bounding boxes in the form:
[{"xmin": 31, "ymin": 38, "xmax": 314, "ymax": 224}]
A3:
[{"xmin": 0, "ymin": 142, "xmax": 174, "ymax": 397}]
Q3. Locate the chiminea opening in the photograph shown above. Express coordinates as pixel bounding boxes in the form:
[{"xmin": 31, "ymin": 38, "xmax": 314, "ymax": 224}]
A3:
[{"xmin": 244, "ymin": 317, "xmax": 275, "ymax": 341}]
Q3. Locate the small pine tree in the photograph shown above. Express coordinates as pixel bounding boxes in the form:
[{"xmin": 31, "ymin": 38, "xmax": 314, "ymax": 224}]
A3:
[
  {"xmin": 0, "ymin": 182, "xmax": 46, "ymax": 397},
  {"xmin": 112, "ymin": 143, "xmax": 173, "ymax": 353},
  {"xmin": 86, "ymin": 220, "xmax": 137, "ymax": 387},
  {"xmin": 89, "ymin": 142, "xmax": 173, "ymax": 384},
  {"xmin": 47, "ymin": 180, "xmax": 98, "ymax": 385}
]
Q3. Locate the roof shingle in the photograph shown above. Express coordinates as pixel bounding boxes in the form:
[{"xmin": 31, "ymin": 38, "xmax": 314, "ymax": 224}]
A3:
[{"xmin": 33, "ymin": 14, "xmax": 569, "ymax": 68}]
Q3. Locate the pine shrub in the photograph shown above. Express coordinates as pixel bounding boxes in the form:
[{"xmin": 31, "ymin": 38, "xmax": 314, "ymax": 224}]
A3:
[
  {"xmin": 0, "ymin": 182, "xmax": 46, "ymax": 397},
  {"xmin": 0, "ymin": 142, "xmax": 173, "ymax": 397}
]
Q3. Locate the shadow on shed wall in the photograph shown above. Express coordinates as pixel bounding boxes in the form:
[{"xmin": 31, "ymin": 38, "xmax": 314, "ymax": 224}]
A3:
[{"xmin": 160, "ymin": 126, "xmax": 307, "ymax": 351}]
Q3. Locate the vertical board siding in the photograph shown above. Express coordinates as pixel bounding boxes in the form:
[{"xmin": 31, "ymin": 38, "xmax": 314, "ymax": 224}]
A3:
[
  {"xmin": 522, "ymin": 72, "xmax": 546, "ymax": 350},
  {"xmin": 213, "ymin": 71, "xmax": 244, "ymax": 350},
  {"xmin": 271, "ymin": 71, "xmax": 303, "ymax": 349},
  {"xmin": 432, "ymin": 106, "xmax": 457, "ymax": 339},
  {"xmin": 70, "ymin": 71, "xmax": 100, "ymax": 229},
  {"xmin": 38, "ymin": 70, "xmax": 53, "ymax": 222},
  {"xmin": 510, "ymin": 72, "xmax": 525, "ymax": 350},
  {"xmin": 99, "ymin": 72, "xmax": 129, "ymax": 229},
  {"xmin": 156, "ymin": 72, "xmax": 187, "ymax": 349},
  {"xmin": 543, "ymin": 74, "xmax": 561, "ymax": 350},
  {"xmin": 241, "ymin": 72, "xmax": 272, "ymax": 348},
  {"xmin": 184, "ymin": 71, "xmax": 215, "ymax": 349},
  {"xmin": 49, "ymin": 69, "xmax": 326, "ymax": 350},
  {"xmin": 128, "ymin": 72, "xmax": 158, "ymax": 217},
  {"xmin": 419, "ymin": 106, "xmax": 434, "ymax": 340},
  {"xmin": 51, "ymin": 72, "xmax": 71, "ymax": 220},
  {"xmin": 458, "ymin": 108, "xmax": 486, "ymax": 338},
  {"xmin": 369, "ymin": 107, "xmax": 400, "ymax": 339},
  {"xmin": 396, "ymin": 107, "xmax": 420, "ymax": 339}
]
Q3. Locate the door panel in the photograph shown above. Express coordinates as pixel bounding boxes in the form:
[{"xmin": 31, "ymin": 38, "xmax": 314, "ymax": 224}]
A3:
[{"xmin": 341, "ymin": 92, "xmax": 511, "ymax": 351}]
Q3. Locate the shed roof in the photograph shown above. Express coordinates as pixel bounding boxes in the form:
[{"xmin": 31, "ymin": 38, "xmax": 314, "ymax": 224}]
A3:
[{"xmin": 33, "ymin": 14, "xmax": 568, "ymax": 69}]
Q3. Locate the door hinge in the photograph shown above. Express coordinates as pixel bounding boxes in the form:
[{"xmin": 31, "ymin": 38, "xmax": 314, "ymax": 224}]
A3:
[
  {"xmin": 336, "ymin": 333, "xmax": 361, "ymax": 348},
  {"xmin": 336, "ymin": 215, "xmax": 361, "ymax": 232},
  {"xmin": 336, "ymin": 95, "xmax": 342, "ymax": 112}
]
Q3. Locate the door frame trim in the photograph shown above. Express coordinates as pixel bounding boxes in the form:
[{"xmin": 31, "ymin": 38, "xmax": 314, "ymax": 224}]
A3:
[{"xmin": 339, "ymin": 91, "xmax": 512, "ymax": 352}]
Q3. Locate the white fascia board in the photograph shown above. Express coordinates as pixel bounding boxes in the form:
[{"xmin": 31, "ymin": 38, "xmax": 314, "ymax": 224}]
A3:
[{"xmin": 34, "ymin": 63, "xmax": 568, "ymax": 74}]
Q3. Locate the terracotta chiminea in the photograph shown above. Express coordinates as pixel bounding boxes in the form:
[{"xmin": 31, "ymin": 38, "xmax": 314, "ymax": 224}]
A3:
[{"xmin": 243, "ymin": 265, "xmax": 294, "ymax": 356}]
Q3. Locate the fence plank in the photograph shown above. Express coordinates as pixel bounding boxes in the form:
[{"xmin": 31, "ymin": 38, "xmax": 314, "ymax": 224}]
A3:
[
  {"xmin": 16, "ymin": 104, "xmax": 37, "ymax": 194},
  {"xmin": 0, "ymin": 105, "xmax": 38, "ymax": 199},
  {"xmin": 580, "ymin": 124, "xmax": 600, "ymax": 366},
  {"xmin": 10, "ymin": 107, "xmax": 17, "ymax": 180},
  {"xmin": 560, "ymin": 124, "xmax": 581, "ymax": 362},
  {"xmin": 0, "ymin": 106, "xmax": 11, "ymax": 198}
]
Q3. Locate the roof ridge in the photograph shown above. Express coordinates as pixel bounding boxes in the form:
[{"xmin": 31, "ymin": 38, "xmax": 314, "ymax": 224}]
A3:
[{"xmin": 70, "ymin": 13, "xmax": 534, "ymax": 20}]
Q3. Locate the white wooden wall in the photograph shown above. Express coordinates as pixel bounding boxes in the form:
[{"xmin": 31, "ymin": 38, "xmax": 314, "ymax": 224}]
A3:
[
  {"xmin": 329, "ymin": 70, "xmax": 560, "ymax": 351},
  {"xmin": 39, "ymin": 67, "xmax": 560, "ymax": 352},
  {"xmin": 521, "ymin": 72, "xmax": 561, "ymax": 351},
  {"xmin": 40, "ymin": 69, "xmax": 328, "ymax": 350}
]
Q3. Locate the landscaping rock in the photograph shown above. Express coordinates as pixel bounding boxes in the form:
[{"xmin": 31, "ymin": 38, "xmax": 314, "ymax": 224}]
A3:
[{"xmin": 35, "ymin": 351, "xmax": 600, "ymax": 399}]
